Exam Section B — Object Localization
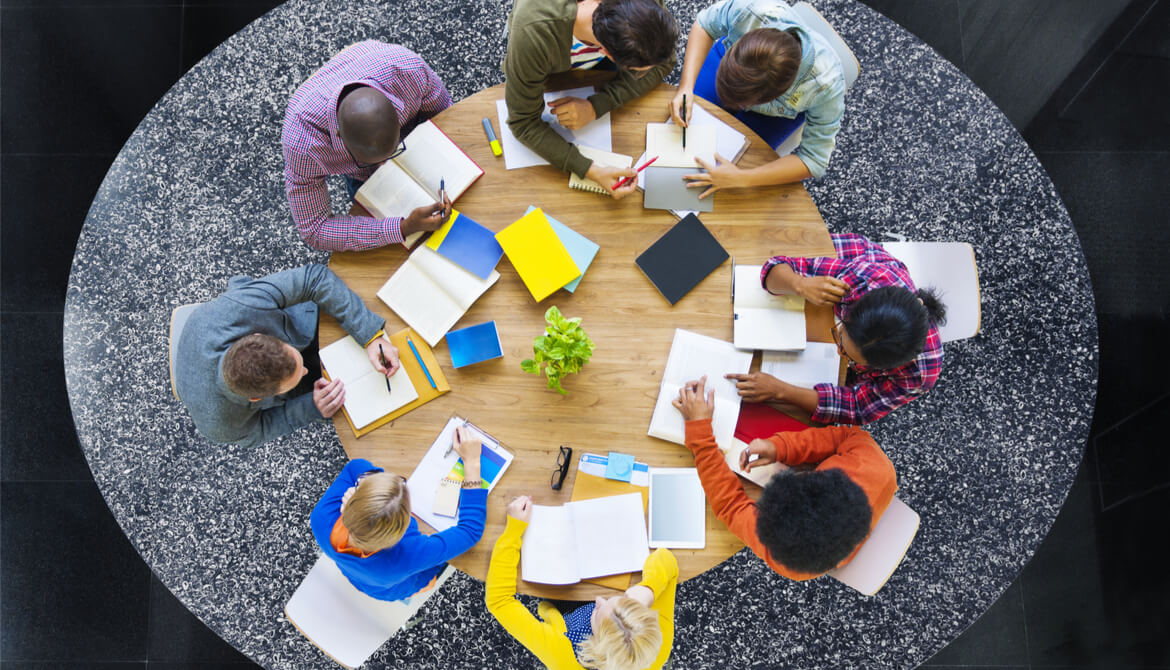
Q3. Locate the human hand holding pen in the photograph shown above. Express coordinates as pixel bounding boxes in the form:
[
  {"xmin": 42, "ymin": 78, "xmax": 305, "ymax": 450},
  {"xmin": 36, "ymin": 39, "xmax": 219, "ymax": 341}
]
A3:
[
  {"xmin": 402, "ymin": 194, "xmax": 451, "ymax": 237},
  {"xmin": 365, "ymin": 334, "xmax": 400, "ymax": 376},
  {"xmin": 739, "ymin": 438, "xmax": 782, "ymax": 472}
]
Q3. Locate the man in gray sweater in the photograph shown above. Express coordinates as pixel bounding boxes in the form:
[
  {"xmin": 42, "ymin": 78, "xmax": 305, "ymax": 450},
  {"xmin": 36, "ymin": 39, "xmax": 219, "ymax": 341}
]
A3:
[{"xmin": 174, "ymin": 264, "xmax": 398, "ymax": 447}]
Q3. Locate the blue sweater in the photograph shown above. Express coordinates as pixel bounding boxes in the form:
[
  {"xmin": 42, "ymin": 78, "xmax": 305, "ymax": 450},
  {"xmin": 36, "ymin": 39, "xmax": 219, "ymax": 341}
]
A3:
[{"xmin": 310, "ymin": 459, "xmax": 487, "ymax": 601}]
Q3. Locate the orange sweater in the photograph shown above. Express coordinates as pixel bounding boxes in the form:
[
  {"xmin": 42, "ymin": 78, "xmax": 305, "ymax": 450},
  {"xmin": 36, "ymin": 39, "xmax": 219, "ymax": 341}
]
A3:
[{"xmin": 683, "ymin": 419, "xmax": 897, "ymax": 580}]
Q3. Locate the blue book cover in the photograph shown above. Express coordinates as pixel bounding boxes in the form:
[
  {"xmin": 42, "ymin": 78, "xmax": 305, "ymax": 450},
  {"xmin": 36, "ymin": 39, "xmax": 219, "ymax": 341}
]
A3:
[
  {"xmin": 428, "ymin": 212, "xmax": 504, "ymax": 280},
  {"xmin": 524, "ymin": 206, "xmax": 599, "ymax": 293},
  {"xmin": 446, "ymin": 321, "xmax": 503, "ymax": 368}
]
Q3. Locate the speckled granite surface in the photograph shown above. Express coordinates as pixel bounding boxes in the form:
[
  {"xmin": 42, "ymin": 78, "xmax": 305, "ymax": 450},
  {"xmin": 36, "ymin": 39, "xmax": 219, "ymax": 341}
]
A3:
[{"xmin": 63, "ymin": 0, "xmax": 1097, "ymax": 668}]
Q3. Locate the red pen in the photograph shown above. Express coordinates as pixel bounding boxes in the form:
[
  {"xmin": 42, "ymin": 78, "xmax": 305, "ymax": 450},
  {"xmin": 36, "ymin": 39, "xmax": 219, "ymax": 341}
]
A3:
[{"xmin": 612, "ymin": 156, "xmax": 659, "ymax": 190}]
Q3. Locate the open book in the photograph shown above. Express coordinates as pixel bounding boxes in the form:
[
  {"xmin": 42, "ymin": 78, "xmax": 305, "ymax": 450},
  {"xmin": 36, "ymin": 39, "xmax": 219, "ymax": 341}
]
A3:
[
  {"xmin": 376, "ymin": 245, "xmax": 500, "ymax": 347},
  {"xmin": 648, "ymin": 329, "xmax": 753, "ymax": 448},
  {"xmin": 569, "ymin": 145, "xmax": 633, "ymax": 194},
  {"xmin": 354, "ymin": 120, "xmax": 484, "ymax": 247},
  {"xmin": 521, "ymin": 492, "xmax": 649, "ymax": 585},
  {"xmin": 761, "ymin": 342, "xmax": 842, "ymax": 389},
  {"xmin": 733, "ymin": 263, "xmax": 806, "ymax": 351},
  {"xmin": 318, "ymin": 336, "xmax": 419, "ymax": 430},
  {"xmin": 645, "ymin": 123, "xmax": 717, "ymax": 168}
]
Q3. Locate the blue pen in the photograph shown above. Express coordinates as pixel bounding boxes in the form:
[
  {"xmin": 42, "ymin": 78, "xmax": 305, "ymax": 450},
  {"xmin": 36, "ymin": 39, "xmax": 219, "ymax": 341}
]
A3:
[{"xmin": 407, "ymin": 335, "xmax": 437, "ymax": 389}]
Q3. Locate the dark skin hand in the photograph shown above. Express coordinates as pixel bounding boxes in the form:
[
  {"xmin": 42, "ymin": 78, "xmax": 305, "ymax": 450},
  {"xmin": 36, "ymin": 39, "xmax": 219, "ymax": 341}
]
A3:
[{"xmin": 401, "ymin": 193, "xmax": 453, "ymax": 238}]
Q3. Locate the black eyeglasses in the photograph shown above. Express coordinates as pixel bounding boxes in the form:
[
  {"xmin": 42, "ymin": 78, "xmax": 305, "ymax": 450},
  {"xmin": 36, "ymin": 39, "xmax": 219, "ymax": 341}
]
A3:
[
  {"xmin": 346, "ymin": 138, "xmax": 406, "ymax": 169},
  {"xmin": 550, "ymin": 446, "xmax": 573, "ymax": 490},
  {"xmin": 831, "ymin": 319, "xmax": 862, "ymax": 368}
]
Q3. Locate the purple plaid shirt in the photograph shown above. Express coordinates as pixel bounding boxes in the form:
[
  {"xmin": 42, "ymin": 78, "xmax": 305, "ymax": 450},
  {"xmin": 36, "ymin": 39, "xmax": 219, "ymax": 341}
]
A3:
[
  {"xmin": 762, "ymin": 234, "xmax": 944, "ymax": 425},
  {"xmin": 281, "ymin": 41, "xmax": 452, "ymax": 251}
]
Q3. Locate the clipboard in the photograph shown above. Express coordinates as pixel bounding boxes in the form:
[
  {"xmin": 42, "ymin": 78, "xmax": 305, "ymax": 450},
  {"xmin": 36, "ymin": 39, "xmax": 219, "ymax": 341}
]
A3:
[
  {"xmin": 325, "ymin": 327, "xmax": 451, "ymax": 438},
  {"xmin": 570, "ymin": 470, "xmax": 649, "ymax": 591}
]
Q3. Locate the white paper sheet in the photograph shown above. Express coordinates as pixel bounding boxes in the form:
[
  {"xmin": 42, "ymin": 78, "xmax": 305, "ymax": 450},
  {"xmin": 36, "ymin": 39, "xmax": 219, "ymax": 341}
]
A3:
[
  {"xmin": 495, "ymin": 87, "xmax": 613, "ymax": 170},
  {"xmin": 760, "ymin": 342, "xmax": 842, "ymax": 389},
  {"xmin": 407, "ymin": 416, "xmax": 513, "ymax": 532},
  {"xmin": 318, "ymin": 336, "xmax": 419, "ymax": 429}
]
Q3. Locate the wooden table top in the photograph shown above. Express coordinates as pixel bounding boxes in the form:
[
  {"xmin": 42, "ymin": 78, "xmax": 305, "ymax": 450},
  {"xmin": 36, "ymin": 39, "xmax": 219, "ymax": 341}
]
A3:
[{"xmin": 320, "ymin": 82, "xmax": 835, "ymax": 599}]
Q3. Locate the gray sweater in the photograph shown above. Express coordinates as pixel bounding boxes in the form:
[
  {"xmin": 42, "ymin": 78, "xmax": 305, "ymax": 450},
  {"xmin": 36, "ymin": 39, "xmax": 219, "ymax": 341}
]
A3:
[{"xmin": 174, "ymin": 264, "xmax": 384, "ymax": 447}]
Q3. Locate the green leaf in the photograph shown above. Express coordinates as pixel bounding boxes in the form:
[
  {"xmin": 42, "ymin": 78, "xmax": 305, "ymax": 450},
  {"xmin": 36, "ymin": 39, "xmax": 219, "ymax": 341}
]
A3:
[
  {"xmin": 520, "ymin": 359, "xmax": 540, "ymax": 374},
  {"xmin": 523, "ymin": 306, "xmax": 594, "ymax": 395}
]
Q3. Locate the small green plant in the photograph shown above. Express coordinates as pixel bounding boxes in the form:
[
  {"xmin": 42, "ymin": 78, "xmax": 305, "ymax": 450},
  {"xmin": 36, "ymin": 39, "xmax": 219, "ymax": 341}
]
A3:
[{"xmin": 520, "ymin": 306, "xmax": 595, "ymax": 395}]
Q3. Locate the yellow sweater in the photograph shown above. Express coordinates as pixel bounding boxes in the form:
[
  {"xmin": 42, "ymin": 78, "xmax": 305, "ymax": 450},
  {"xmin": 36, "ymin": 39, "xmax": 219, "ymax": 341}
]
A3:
[{"xmin": 485, "ymin": 516, "xmax": 678, "ymax": 669}]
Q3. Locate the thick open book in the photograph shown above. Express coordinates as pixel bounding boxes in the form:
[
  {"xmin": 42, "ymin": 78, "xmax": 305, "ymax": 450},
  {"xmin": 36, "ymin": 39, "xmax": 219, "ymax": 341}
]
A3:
[
  {"xmin": 521, "ymin": 492, "xmax": 649, "ymax": 585},
  {"xmin": 318, "ymin": 336, "xmax": 420, "ymax": 430},
  {"xmin": 569, "ymin": 145, "xmax": 633, "ymax": 194},
  {"xmin": 354, "ymin": 120, "xmax": 484, "ymax": 247},
  {"xmin": 648, "ymin": 329, "xmax": 753, "ymax": 448},
  {"xmin": 733, "ymin": 263, "xmax": 806, "ymax": 351},
  {"xmin": 376, "ymin": 245, "xmax": 500, "ymax": 347}
]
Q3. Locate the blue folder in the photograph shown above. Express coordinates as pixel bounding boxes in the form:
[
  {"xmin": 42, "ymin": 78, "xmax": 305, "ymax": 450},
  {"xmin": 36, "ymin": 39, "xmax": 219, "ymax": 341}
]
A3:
[
  {"xmin": 446, "ymin": 321, "xmax": 503, "ymax": 368},
  {"xmin": 431, "ymin": 213, "xmax": 504, "ymax": 279}
]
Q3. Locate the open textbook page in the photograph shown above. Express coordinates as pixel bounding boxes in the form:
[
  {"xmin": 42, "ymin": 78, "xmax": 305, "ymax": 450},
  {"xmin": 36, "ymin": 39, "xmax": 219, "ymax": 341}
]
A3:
[
  {"xmin": 733, "ymin": 263, "xmax": 806, "ymax": 351},
  {"xmin": 648, "ymin": 329, "xmax": 752, "ymax": 447},
  {"xmin": 318, "ymin": 336, "xmax": 419, "ymax": 429},
  {"xmin": 377, "ymin": 245, "xmax": 499, "ymax": 346}
]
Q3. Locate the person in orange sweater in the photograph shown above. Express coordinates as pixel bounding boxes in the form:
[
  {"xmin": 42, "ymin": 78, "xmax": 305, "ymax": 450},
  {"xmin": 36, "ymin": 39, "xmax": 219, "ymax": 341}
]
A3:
[{"xmin": 673, "ymin": 376, "xmax": 898, "ymax": 580}]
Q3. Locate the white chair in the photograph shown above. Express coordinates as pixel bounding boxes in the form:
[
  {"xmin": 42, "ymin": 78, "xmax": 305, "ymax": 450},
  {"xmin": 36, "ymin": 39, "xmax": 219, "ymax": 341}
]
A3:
[
  {"xmin": 285, "ymin": 555, "xmax": 456, "ymax": 669},
  {"xmin": 880, "ymin": 241, "xmax": 982, "ymax": 342},
  {"xmin": 168, "ymin": 302, "xmax": 202, "ymax": 402},
  {"xmin": 772, "ymin": 2, "xmax": 861, "ymax": 156},
  {"xmin": 829, "ymin": 496, "xmax": 920, "ymax": 595}
]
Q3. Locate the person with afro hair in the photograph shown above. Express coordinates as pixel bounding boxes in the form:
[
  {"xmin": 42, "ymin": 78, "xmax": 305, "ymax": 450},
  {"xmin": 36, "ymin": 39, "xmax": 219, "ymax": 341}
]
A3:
[{"xmin": 673, "ymin": 376, "xmax": 897, "ymax": 580}]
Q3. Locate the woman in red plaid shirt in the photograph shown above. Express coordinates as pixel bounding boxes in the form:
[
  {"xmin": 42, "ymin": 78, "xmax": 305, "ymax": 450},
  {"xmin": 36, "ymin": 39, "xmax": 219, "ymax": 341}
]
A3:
[{"xmin": 728, "ymin": 233, "xmax": 947, "ymax": 425}]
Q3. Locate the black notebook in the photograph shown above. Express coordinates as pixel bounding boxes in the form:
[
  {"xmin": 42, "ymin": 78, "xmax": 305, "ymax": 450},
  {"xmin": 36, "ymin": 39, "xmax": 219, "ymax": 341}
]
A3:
[{"xmin": 635, "ymin": 214, "xmax": 729, "ymax": 305}]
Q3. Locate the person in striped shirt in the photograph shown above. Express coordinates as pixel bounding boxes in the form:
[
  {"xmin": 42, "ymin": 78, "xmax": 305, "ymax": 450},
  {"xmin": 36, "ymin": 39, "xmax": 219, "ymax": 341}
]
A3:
[{"xmin": 282, "ymin": 41, "xmax": 453, "ymax": 252}]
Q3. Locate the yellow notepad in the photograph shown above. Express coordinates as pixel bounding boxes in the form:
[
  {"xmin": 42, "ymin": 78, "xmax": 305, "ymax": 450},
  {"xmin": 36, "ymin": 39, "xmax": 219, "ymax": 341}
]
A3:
[{"xmin": 495, "ymin": 208, "xmax": 581, "ymax": 302}]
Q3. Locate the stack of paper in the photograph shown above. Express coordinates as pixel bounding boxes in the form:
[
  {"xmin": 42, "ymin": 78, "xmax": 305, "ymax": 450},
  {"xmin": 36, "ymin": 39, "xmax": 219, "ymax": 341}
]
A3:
[
  {"xmin": 318, "ymin": 336, "xmax": 419, "ymax": 430},
  {"xmin": 733, "ymin": 263, "xmax": 807, "ymax": 351},
  {"xmin": 496, "ymin": 208, "xmax": 581, "ymax": 302},
  {"xmin": 647, "ymin": 329, "xmax": 753, "ymax": 448},
  {"xmin": 523, "ymin": 206, "xmax": 599, "ymax": 293},
  {"xmin": 424, "ymin": 210, "xmax": 503, "ymax": 280}
]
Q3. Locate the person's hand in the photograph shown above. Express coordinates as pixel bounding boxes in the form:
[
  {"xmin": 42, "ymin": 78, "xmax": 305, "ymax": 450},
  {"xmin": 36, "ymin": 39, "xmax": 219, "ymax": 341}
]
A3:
[
  {"xmin": 668, "ymin": 87, "xmax": 695, "ymax": 127},
  {"xmin": 585, "ymin": 163, "xmax": 638, "ymax": 200},
  {"xmin": 740, "ymin": 438, "xmax": 781, "ymax": 472},
  {"xmin": 507, "ymin": 495, "xmax": 534, "ymax": 523},
  {"xmin": 724, "ymin": 372, "xmax": 786, "ymax": 403},
  {"xmin": 684, "ymin": 153, "xmax": 744, "ymax": 199},
  {"xmin": 402, "ymin": 194, "xmax": 452, "ymax": 237},
  {"xmin": 671, "ymin": 375, "xmax": 716, "ymax": 421},
  {"xmin": 340, "ymin": 485, "xmax": 358, "ymax": 512},
  {"xmin": 366, "ymin": 336, "xmax": 400, "ymax": 377},
  {"xmin": 548, "ymin": 96, "xmax": 596, "ymax": 130},
  {"xmin": 794, "ymin": 275, "xmax": 848, "ymax": 306},
  {"xmin": 453, "ymin": 425, "xmax": 483, "ymax": 469},
  {"xmin": 313, "ymin": 377, "xmax": 346, "ymax": 418}
]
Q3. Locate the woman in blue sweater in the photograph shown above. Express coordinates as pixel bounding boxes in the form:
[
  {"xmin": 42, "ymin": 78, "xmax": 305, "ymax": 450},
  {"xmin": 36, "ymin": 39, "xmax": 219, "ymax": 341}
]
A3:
[{"xmin": 309, "ymin": 426, "xmax": 487, "ymax": 601}]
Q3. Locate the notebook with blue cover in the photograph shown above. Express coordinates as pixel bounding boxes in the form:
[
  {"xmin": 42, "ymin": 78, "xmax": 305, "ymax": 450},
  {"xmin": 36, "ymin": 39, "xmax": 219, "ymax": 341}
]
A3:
[
  {"xmin": 425, "ymin": 210, "xmax": 504, "ymax": 280},
  {"xmin": 445, "ymin": 321, "xmax": 504, "ymax": 368},
  {"xmin": 524, "ymin": 206, "xmax": 600, "ymax": 293}
]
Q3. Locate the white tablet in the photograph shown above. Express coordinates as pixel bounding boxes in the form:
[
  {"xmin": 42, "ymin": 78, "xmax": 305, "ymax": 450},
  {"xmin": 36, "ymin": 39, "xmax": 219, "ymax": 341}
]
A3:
[{"xmin": 648, "ymin": 467, "xmax": 706, "ymax": 549}]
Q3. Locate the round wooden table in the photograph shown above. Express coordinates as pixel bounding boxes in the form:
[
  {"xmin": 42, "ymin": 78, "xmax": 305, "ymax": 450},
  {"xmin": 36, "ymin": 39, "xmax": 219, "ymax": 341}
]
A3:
[{"xmin": 320, "ymin": 82, "xmax": 836, "ymax": 599}]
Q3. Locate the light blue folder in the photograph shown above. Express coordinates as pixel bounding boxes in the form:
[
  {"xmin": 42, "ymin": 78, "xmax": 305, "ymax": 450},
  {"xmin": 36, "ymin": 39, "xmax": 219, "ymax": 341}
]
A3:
[{"xmin": 524, "ymin": 206, "xmax": 600, "ymax": 293}]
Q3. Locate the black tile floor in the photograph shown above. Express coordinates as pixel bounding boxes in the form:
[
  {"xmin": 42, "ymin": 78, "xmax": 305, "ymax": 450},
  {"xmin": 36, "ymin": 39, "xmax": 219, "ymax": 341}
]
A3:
[{"xmin": 1, "ymin": 0, "xmax": 1167, "ymax": 667}]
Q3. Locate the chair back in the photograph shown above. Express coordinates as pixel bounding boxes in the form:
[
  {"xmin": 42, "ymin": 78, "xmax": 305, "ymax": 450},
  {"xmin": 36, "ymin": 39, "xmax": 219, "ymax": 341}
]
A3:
[
  {"xmin": 169, "ymin": 303, "xmax": 202, "ymax": 402},
  {"xmin": 881, "ymin": 241, "xmax": 982, "ymax": 342},
  {"xmin": 790, "ymin": 1, "xmax": 860, "ymax": 90},
  {"xmin": 285, "ymin": 555, "xmax": 454, "ymax": 668},
  {"xmin": 829, "ymin": 496, "xmax": 919, "ymax": 595}
]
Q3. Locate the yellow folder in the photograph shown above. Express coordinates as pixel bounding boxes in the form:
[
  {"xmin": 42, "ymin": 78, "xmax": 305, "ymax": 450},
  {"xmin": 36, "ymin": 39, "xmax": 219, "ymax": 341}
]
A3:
[{"xmin": 495, "ymin": 208, "xmax": 581, "ymax": 302}]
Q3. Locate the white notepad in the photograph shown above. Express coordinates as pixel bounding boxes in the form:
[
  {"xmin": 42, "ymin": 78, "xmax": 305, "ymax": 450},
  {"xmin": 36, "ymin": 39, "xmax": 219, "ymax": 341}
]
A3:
[
  {"xmin": 495, "ymin": 87, "xmax": 614, "ymax": 170},
  {"xmin": 645, "ymin": 123, "xmax": 717, "ymax": 169},
  {"xmin": 407, "ymin": 416, "xmax": 514, "ymax": 532},
  {"xmin": 722, "ymin": 437, "xmax": 789, "ymax": 488},
  {"xmin": 760, "ymin": 342, "xmax": 842, "ymax": 389},
  {"xmin": 733, "ymin": 263, "xmax": 807, "ymax": 351},
  {"xmin": 376, "ymin": 245, "xmax": 500, "ymax": 347},
  {"xmin": 521, "ymin": 492, "xmax": 649, "ymax": 585},
  {"xmin": 354, "ymin": 120, "xmax": 483, "ymax": 246},
  {"xmin": 318, "ymin": 336, "xmax": 419, "ymax": 430},
  {"xmin": 648, "ymin": 329, "xmax": 753, "ymax": 448}
]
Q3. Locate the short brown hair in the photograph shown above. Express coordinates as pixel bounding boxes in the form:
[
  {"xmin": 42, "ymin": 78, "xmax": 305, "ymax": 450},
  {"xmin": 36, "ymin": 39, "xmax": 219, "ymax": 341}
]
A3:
[
  {"xmin": 222, "ymin": 333, "xmax": 297, "ymax": 398},
  {"xmin": 716, "ymin": 28, "xmax": 802, "ymax": 109},
  {"xmin": 342, "ymin": 472, "xmax": 412, "ymax": 553}
]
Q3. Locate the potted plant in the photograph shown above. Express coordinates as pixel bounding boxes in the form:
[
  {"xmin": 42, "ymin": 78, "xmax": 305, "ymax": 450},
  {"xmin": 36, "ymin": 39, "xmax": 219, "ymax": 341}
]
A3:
[{"xmin": 520, "ymin": 306, "xmax": 595, "ymax": 395}]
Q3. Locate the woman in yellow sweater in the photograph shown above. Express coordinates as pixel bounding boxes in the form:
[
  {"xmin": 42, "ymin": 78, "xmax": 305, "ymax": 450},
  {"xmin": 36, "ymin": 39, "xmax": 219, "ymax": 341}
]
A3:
[{"xmin": 486, "ymin": 495, "xmax": 678, "ymax": 670}]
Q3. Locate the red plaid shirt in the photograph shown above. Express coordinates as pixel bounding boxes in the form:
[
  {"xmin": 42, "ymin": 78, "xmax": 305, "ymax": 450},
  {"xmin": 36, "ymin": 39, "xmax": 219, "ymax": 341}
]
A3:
[
  {"xmin": 281, "ymin": 41, "xmax": 452, "ymax": 251},
  {"xmin": 762, "ymin": 234, "xmax": 944, "ymax": 425}
]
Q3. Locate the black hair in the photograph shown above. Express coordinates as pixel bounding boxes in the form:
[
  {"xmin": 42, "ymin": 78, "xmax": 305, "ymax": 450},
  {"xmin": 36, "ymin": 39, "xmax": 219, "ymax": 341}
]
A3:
[
  {"xmin": 843, "ymin": 286, "xmax": 947, "ymax": 369},
  {"xmin": 592, "ymin": 0, "xmax": 679, "ymax": 69},
  {"xmin": 756, "ymin": 468, "xmax": 872, "ymax": 574}
]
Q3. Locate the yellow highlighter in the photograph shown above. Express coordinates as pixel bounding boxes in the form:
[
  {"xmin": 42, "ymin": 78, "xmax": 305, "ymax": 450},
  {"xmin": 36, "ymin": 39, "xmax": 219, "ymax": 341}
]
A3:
[{"xmin": 482, "ymin": 117, "xmax": 503, "ymax": 157}]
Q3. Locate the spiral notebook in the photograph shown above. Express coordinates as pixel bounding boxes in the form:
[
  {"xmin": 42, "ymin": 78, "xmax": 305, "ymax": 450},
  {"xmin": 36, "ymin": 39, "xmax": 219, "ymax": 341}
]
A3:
[{"xmin": 568, "ymin": 145, "xmax": 633, "ymax": 194}]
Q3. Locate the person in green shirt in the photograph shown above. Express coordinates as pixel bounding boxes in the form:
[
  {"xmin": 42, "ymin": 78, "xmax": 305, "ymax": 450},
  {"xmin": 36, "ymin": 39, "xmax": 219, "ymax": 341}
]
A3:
[{"xmin": 504, "ymin": 0, "xmax": 679, "ymax": 199}]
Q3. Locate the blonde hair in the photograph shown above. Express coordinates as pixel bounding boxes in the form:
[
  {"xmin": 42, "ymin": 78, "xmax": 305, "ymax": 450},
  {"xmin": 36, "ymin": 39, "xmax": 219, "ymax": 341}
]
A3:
[
  {"xmin": 577, "ymin": 596, "xmax": 662, "ymax": 670},
  {"xmin": 341, "ymin": 472, "xmax": 411, "ymax": 553}
]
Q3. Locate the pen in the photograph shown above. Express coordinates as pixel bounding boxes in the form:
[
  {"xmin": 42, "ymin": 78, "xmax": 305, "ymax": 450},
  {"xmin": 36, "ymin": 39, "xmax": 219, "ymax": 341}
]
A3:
[
  {"xmin": 377, "ymin": 343, "xmax": 392, "ymax": 394},
  {"xmin": 682, "ymin": 94, "xmax": 687, "ymax": 149},
  {"xmin": 407, "ymin": 335, "xmax": 437, "ymax": 389},
  {"xmin": 482, "ymin": 117, "xmax": 502, "ymax": 157},
  {"xmin": 612, "ymin": 155, "xmax": 659, "ymax": 190}
]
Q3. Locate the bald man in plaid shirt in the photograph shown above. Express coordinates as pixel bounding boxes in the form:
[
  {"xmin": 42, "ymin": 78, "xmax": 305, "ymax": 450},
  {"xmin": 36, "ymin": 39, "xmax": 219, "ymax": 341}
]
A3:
[{"xmin": 282, "ymin": 41, "xmax": 453, "ymax": 252}]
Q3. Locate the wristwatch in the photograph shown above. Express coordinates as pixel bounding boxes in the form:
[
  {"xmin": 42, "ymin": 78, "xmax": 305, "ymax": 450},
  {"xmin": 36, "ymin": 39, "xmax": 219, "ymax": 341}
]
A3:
[{"xmin": 461, "ymin": 478, "xmax": 483, "ymax": 490}]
